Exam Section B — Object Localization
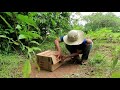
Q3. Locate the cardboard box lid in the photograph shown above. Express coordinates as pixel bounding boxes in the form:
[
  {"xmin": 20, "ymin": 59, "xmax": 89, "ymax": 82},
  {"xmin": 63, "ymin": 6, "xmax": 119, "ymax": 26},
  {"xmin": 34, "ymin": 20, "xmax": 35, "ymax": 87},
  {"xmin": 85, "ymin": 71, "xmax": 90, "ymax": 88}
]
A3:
[{"xmin": 36, "ymin": 50, "xmax": 61, "ymax": 65}]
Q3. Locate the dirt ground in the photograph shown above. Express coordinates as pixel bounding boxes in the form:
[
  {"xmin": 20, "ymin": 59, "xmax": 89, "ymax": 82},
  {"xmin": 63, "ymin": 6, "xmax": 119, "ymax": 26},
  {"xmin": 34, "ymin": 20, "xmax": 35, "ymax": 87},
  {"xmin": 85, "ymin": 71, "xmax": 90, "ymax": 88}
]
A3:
[
  {"xmin": 30, "ymin": 51, "xmax": 95, "ymax": 78},
  {"xmin": 30, "ymin": 43, "xmax": 115, "ymax": 78},
  {"xmin": 30, "ymin": 60, "xmax": 95, "ymax": 78},
  {"xmin": 30, "ymin": 62, "xmax": 80, "ymax": 78}
]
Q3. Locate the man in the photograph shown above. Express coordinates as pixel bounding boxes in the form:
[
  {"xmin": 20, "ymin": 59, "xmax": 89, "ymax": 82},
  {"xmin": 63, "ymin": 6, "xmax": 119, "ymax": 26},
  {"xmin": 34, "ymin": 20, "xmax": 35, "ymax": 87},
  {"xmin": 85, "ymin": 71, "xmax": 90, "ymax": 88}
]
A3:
[{"xmin": 54, "ymin": 30, "xmax": 93, "ymax": 65}]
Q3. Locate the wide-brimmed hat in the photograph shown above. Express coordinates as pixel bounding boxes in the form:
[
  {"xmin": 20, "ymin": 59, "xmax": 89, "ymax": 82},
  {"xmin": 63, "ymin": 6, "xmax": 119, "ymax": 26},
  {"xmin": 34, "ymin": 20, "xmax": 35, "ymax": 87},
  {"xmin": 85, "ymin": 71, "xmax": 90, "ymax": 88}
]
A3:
[{"xmin": 63, "ymin": 30, "xmax": 84, "ymax": 45}]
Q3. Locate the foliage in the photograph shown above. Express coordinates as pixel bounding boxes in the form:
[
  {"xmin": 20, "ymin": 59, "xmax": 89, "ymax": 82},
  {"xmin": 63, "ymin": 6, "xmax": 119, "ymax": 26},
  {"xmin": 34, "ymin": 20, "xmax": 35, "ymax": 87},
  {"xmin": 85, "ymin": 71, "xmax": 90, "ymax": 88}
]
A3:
[
  {"xmin": 89, "ymin": 52, "xmax": 106, "ymax": 66},
  {"xmin": 36, "ymin": 12, "xmax": 71, "ymax": 36},
  {"xmin": 82, "ymin": 12, "xmax": 120, "ymax": 32},
  {"xmin": 86, "ymin": 28, "xmax": 113, "ymax": 41},
  {"xmin": 70, "ymin": 12, "xmax": 82, "ymax": 26},
  {"xmin": 0, "ymin": 12, "xmax": 71, "ymax": 56},
  {"xmin": 72, "ymin": 24, "xmax": 84, "ymax": 30},
  {"xmin": 111, "ymin": 33, "xmax": 120, "ymax": 43},
  {"xmin": 0, "ymin": 53, "xmax": 24, "ymax": 78},
  {"xmin": 111, "ymin": 46, "xmax": 120, "ymax": 69},
  {"xmin": 22, "ymin": 60, "xmax": 31, "ymax": 78},
  {"xmin": 111, "ymin": 71, "xmax": 120, "ymax": 78}
]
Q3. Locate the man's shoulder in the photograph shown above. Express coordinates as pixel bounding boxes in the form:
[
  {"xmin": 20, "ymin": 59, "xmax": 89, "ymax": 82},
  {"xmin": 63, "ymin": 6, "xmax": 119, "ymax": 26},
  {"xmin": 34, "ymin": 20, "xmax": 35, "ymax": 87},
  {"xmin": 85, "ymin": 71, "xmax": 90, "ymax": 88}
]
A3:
[
  {"xmin": 85, "ymin": 38, "xmax": 93, "ymax": 44},
  {"xmin": 59, "ymin": 36, "xmax": 64, "ymax": 42}
]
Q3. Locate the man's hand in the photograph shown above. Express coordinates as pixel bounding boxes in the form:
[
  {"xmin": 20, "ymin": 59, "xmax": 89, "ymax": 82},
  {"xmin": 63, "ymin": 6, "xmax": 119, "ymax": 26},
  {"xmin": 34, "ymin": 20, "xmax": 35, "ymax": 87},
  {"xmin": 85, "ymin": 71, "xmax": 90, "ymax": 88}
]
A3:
[
  {"xmin": 54, "ymin": 51, "xmax": 63, "ymax": 60},
  {"xmin": 61, "ymin": 55, "xmax": 68, "ymax": 61}
]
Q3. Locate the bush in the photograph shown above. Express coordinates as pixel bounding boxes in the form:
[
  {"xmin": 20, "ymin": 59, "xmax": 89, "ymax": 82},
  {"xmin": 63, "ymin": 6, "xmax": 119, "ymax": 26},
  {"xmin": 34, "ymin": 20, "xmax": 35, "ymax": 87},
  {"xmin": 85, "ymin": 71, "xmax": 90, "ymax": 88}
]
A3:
[
  {"xmin": 0, "ymin": 12, "xmax": 72, "ymax": 57},
  {"xmin": 89, "ymin": 52, "xmax": 106, "ymax": 66},
  {"xmin": 86, "ymin": 28, "xmax": 113, "ymax": 41}
]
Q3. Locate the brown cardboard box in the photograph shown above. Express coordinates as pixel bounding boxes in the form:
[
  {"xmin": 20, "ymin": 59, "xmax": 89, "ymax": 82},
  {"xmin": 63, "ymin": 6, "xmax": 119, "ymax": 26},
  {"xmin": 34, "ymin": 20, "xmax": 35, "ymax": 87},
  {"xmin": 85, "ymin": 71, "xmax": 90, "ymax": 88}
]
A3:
[{"xmin": 36, "ymin": 50, "xmax": 64, "ymax": 72}]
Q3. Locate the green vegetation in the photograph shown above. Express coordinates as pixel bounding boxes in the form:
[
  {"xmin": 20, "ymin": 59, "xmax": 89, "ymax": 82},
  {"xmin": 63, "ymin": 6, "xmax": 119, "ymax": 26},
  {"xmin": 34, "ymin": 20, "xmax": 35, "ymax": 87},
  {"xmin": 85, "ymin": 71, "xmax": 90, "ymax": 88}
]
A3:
[
  {"xmin": 0, "ymin": 53, "xmax": 25, "ymax": 78},
  {"xmin": 82, "ymin": 12, "xmax": 120, "ymax": 32},
  {"xmin": 0, "ymin": 12, "xmax": 120, "ymax": 78},
  {"xmin": 0, "ymin": 12, "xmax": 71, "ymax": 56},
  {"xmin": 22, "ymin": 60, "xmax": 31, "ymax": 78}
]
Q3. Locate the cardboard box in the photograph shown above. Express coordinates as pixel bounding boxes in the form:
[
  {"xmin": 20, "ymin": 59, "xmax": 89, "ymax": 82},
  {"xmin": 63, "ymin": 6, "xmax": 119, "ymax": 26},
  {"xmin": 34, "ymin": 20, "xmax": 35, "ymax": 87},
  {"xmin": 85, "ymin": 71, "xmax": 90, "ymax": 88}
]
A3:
[{"xmin": 36, "ymin": 50, "xmax": 64, "ymax": 72}]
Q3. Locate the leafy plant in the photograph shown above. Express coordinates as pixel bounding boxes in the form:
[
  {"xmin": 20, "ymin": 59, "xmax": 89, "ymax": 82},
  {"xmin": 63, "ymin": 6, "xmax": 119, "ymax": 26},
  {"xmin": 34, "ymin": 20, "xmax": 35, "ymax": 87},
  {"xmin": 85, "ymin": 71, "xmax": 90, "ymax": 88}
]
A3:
[
  {"xmin": 16, "ymin": 14, "xmax": 39, "ymax": 30},
  {"xmin": 86, "ymin": 28, "xmax": 114, "ymax": 44},
  {"xmin": 0, "ymin": 12, "xmax": 71, "ymax": 55},
  {"xmin": 82, "ymin": 12, "xmax": 120, "ymax": 32},
  {"xmin": 108, "ymin": 46, "xmax": 120, "ymax": 78},
  {"xmin": 89, "ymin": 52, "xmax": 106, "ymax": 66},
  {"xmin": 0, "ymin": 14, "xmax": 12, "ymax": 28},
  {"xmin": 0, "ymin": 53, "xmax": 24, "ymax": 78},
  {"xmin": 22, "ymin": 60, "xmax": 31, "ymax": 78},
  {"xmin": 111, "ymin": 71, "xmax": 120, "ymax": 78},
  {"xmin": 111, "ymin": 46, "xmax": 120, "ymax": 69}
]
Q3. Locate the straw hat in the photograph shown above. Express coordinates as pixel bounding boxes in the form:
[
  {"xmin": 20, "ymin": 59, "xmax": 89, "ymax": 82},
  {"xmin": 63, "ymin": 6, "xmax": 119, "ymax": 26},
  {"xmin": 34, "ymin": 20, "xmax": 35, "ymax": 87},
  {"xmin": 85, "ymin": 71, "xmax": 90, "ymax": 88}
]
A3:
[{"xmin": 63, "ymin": 30, "xmax": 84, "ymax": 45}]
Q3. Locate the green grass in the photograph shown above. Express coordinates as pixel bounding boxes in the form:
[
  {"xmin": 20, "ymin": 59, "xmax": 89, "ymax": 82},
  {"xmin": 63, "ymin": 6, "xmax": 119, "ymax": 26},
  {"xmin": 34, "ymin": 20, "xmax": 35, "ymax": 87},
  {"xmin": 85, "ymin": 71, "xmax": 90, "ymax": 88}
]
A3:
[
  {"xmin": 88, "ymin": 52, "xmax": 106, "ymax": 66},
  {"xmin": 0, "ymin": 53, "xmax": 26, "ymax": 78},
  {"xmin": 113, "ymin": 33, "xmax": 120, "ymax": 37},
  {"xmin": 88, "ymin": 41, "xmax": 120, "ymax": 78}
]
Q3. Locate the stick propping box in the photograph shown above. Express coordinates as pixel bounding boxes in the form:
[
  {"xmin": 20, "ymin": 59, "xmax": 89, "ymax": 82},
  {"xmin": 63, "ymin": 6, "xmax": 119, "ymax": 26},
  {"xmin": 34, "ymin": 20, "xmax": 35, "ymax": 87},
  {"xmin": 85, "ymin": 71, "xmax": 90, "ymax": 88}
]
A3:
[{"xmin": 36, "ymin": 50, "xmax": 64, "ymax": 72}]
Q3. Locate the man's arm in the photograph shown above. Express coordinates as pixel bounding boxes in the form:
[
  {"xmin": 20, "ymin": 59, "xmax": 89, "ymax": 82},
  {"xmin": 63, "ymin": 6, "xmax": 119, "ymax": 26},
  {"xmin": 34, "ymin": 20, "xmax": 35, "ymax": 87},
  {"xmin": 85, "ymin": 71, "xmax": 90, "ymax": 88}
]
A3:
[
  {"xmin": 66, "ymin": 53, "xmax": 79, "ymax": 58},
  {"xmin": 62, "ymin": 50, "xmax": 82, "ymax": 60},
  {"xmin": 86, "ymin": 38, "xmax": 93, "ymax": 46},
  {"xmin": 54, "ymin": 38, "xmax": 63, "ymax": 59},
  {"xmin": 54, "ymin": 38, "xmax": 62, "ymax": 54}
]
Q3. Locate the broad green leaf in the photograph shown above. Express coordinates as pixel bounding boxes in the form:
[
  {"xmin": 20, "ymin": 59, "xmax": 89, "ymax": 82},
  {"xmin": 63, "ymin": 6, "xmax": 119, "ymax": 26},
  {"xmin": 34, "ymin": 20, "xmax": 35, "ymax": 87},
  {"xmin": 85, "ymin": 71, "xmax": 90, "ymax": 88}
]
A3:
[
  {"xmin": 13, "ymin": 41, "xmax": 19, "ymax": 45},
  {"xmin": 0, "ymin": 35, "xmax": 7, "ymax": 38},
  {"xmin": 111, "ymin": 71, "xmax": 120, "ymax": 78},
  {"xmin": 28, "ymin": 48, "xmax": 33, "ymax": 53},
  {"xmin": 0, "ymin": 15, "xmax": 12, "ymax": 29},
  {"xmin": 17, "ymin": 14, "xmax": 38, "ymax": 30},
  {"xmin": 26, "ymin": 46, "xmax": 33, "ymax": 53},
  {"xmin": 20, "ymin": 43, "xmax": 25, "ymax": 51},
  {"xmin": 36, "ymin": 63, "xmax": 40, "ymax": 72},
  {"xmin": 28, "ymin": 52, "xmax": 32, "ymax": 60},
  {"xmin": 4, "ymin": 12, "xmax": 12, "ymax": 18},
  {"xmin": 19, "ymin": 31, "xmax": 40, "ymax": 40},
  {"xmin": 19, "ymin": 31, "xmax": 32, "ymax": 40},
  {"xmin": 51, "ymin": 19, "xmax": 56, "ymax": 26},
  {"xmin": 30, "ymin": 41, "xmax": 40, "ymax": 45},
  {"xmin": 32, "ymin": 47, "xmax": 41, "ymax": 51},
  {"xmin": 28, "ymin": 12, "xmax": 38, "ymax": 17},
  {"xmin": 28, "ymin": 31, "xmax": 40, "ymax": 39},
  {"xmin": 39, "ymin": 18, "xmax": 46, "ymax": 23},
  {"xmin": 3, "ymin": 31, "xmax": 9, "ymax": 34},
  {"xmin": 22, "ymin": 60, "xmax": 31, "ymax": 78},
  {"xmin": 9, "ymin": 29, "xmax": 15, "ymax": 33},
  {"xmin": 112, "ymin": 58, "xmax": 118, "ymax": 69},
  {"xmin": 16, "ymin": 25, "xmax": 22, "ymax": 30},
  {"xmin": 18, "ymin": 34, "xmax": 27, "ymax": 39}
]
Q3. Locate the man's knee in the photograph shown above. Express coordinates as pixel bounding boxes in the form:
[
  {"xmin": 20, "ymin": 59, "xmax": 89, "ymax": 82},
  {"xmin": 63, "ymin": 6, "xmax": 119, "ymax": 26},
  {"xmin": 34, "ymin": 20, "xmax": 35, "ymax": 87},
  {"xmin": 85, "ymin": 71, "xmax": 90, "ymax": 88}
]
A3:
[{"xmin": 85, "ymin": 44, "xmax": 93, "ymax": 51}]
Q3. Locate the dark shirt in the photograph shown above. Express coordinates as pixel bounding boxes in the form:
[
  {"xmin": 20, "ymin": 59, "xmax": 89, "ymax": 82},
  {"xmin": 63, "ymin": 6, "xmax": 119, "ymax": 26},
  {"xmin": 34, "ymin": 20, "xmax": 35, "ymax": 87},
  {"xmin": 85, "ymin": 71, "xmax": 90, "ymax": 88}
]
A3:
[{"xmin": 59, "ymin": 36, "xmax": 87, "ymax": 52}]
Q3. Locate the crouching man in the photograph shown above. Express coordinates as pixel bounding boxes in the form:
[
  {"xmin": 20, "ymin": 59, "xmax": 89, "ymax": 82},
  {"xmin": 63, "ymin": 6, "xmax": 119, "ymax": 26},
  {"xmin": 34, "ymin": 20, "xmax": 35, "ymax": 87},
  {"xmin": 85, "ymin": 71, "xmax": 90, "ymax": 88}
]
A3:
[{"xmin": 54, "ymin": 30, "xmax": 93, "ymax": 65}]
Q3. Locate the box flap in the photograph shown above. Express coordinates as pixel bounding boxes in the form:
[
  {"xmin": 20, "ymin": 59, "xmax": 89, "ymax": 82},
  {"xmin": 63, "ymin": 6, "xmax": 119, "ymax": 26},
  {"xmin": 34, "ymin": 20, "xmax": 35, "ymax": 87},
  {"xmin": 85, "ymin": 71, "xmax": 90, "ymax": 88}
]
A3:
[
  {"xmin": 36, "ymin": 50, "xmax": 51, "ymax": 56},
  {"xmin": 50, "ymin": 54, "xmax": 61, "ymax": 64},
  {"xmin": 36, "ymin": 50, "xmax": 61, "ymax": 65}
]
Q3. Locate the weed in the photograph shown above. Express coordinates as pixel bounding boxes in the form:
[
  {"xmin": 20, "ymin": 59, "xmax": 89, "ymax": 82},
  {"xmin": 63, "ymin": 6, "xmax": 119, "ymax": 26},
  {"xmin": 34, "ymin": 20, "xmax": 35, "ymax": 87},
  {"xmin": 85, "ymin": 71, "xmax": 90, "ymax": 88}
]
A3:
[
  {"xmin": 89, "ymin": 52, "xmax": 106, "ymax": 66},
  {"xmin": 0, "ymin": 53, "xmax": 25, "ymax": 78}
]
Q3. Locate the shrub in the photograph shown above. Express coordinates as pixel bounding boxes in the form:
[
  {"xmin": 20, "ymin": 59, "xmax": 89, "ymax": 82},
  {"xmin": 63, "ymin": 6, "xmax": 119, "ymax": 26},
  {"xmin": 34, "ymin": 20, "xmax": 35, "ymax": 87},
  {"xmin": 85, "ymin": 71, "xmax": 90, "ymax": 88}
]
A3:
[{"xmin": 89, "ymin": 52, "xmax": 106, "ymax": 66}]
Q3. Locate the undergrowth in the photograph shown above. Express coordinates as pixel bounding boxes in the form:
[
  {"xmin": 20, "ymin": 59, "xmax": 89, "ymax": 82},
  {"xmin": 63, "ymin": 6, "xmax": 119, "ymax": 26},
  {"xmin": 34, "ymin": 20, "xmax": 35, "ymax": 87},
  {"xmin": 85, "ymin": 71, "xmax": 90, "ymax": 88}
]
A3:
[{"xmin": 0, "ymin": 53, "xmax": 25, "ymax": 78}]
